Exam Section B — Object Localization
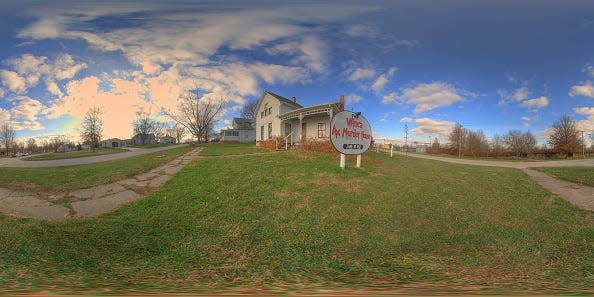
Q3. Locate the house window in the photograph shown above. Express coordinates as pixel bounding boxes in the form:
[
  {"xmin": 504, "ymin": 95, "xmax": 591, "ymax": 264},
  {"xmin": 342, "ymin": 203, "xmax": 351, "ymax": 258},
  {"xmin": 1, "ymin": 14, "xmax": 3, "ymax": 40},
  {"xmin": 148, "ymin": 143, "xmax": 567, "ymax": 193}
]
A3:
[
  {"xmin": 318, "ymin": 123, "xmax": 326, "ymax": 138},
  {"xmin": 261, "ymin": 111, "xmax": 264, "ymax": 118},
  {"xmin": 267, "ymin": 123, "xmax": 272, "ymax": 139},
  {"xmin": 225, "ymin": 131, "xmax": 239, "ymax": 137},
  {"xmin": 268, "ymin": 106, "xmax": 272, "ymax": 115},
  {"xmin": 264, "ymin": 103, "xmax": 268, "ymax": 116},
  {"xmin": 260, "ymin": 126, "xmax": 264, "ymax": 140}
]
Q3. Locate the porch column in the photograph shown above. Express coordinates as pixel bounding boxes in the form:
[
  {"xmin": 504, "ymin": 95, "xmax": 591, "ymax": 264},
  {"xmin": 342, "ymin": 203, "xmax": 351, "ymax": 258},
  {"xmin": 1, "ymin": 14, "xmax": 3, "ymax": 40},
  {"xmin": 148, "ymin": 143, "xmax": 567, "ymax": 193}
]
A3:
[{"xmin": 299, "ymin": 113, "xmax": 303, "ymax": 142}]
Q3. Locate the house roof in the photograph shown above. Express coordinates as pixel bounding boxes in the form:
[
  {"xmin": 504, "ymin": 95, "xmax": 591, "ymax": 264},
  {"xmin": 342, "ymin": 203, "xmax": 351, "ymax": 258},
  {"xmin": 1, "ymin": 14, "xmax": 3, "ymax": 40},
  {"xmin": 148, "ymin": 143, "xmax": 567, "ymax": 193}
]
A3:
[
  {"xmin": 232, "ymin": 117, "xmax": 255, "ymax": 130},
  {"xmin": 255, "ymin": 91, "xmax": 303, "ymax": 114},
  {"xmin": 279, "ymin": 102, "xmax": 341, "ymax": 120}
]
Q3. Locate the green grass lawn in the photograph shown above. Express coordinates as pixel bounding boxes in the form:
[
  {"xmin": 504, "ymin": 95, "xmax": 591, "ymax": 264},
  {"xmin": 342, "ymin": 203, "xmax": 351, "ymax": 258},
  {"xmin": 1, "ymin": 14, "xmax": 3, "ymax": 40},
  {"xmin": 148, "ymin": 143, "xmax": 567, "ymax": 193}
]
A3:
[
  {"xmin": 0, "ymin": 146, "xmax": 592, "ymax": 294},
  {"xmin": 23, "ymin": 147, "xmax": 128, "ymax": 161},
  {"xmin": 0, "ymin": 146, "xmax": 194, "ymax": 192},
  {"xmin": 200, "ymin": 142, "xmax": 266, "ymax": 156},
  {"xmin": 535, "ymin": 166, "xmax": 594, "ymax": 187}
]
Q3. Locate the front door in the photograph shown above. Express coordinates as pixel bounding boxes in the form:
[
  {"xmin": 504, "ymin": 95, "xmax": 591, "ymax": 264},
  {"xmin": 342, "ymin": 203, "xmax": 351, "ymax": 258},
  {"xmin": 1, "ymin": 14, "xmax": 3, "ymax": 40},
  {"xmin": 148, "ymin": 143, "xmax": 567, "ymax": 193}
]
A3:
[
  {"xmin": 284, "ymin": 123, "xmax": 292, "ymax": 136},
  {"xmin": 112, "ymin": 142, "xmax": 118, "ymax": 147},
  {"xmin": 301, "ymin": 122, "xmax": 307, "ymax": 141}
]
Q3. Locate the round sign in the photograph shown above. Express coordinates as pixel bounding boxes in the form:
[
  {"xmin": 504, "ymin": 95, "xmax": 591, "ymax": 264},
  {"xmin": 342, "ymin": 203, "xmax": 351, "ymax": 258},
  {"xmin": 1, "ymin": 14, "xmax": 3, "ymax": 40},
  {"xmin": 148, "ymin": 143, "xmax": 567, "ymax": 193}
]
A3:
[{"xmin": 330, "ymin": 111, "xmax": 372, "ymax": 155}]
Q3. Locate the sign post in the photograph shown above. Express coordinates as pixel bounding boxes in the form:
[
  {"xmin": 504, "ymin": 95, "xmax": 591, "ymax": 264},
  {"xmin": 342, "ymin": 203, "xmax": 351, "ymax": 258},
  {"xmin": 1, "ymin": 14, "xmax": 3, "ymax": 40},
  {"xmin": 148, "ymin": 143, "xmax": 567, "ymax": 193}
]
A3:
[{"xmin": 330, "ymin": 111, "xmax": 372, "ymax": 169}]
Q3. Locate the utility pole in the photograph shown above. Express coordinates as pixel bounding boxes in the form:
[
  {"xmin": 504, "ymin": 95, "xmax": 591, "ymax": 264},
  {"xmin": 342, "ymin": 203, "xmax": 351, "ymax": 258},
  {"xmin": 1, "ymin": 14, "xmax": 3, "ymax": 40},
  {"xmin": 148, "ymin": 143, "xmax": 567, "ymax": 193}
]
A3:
[{"xmin": 404, "ymin": 123, "xmax": 408, "ymax": 156}]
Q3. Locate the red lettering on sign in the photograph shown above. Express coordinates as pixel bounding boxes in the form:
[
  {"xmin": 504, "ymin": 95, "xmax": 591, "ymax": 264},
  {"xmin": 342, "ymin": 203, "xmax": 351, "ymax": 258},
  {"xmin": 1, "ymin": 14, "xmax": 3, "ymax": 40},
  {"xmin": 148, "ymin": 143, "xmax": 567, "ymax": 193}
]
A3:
[
  {"xmin": 346, "ymin": 118, "xmax": 363, "ymax": 128},
  {"xmin": 331, "ymin": 124, "xmax": 342, "ymax": 138}
]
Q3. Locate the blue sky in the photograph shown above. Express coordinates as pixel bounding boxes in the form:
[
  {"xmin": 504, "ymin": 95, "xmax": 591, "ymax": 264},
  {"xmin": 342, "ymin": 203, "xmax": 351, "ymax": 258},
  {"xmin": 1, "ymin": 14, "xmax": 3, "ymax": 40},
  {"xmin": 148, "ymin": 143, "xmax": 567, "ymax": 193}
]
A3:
[{"xmin": 0, "ymin": 0, "xmax": 593, "ymax": 145}]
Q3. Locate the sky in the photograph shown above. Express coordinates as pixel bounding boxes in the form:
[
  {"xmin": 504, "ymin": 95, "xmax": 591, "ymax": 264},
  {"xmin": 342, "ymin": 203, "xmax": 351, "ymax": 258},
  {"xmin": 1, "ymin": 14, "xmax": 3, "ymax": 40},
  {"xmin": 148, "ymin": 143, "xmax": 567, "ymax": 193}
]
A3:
[{"xmin": 0, "ymin": 0, "xmax": 593, "ymax": 145}]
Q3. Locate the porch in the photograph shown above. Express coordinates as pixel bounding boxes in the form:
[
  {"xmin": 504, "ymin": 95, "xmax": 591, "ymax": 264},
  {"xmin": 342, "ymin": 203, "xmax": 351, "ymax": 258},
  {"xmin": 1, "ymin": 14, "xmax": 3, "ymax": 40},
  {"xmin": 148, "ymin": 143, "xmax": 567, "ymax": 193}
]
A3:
[{"xmin": 277, "ymin": 103, "xmax": 340, "ymax": 150}]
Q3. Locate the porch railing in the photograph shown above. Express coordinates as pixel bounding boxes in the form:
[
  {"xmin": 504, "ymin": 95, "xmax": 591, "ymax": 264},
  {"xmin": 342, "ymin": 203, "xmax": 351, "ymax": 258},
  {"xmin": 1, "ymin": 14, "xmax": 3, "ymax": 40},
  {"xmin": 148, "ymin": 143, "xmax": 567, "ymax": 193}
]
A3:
[{"xmin": 283, "ymin": 131, "xmax": 294, "ymax": 150}]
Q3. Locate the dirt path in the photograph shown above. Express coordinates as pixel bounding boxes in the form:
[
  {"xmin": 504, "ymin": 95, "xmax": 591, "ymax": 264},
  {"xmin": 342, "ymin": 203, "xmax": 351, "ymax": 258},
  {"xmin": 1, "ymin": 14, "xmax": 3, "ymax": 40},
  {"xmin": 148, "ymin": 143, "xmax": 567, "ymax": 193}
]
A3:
[
  {"xmin": 0, "ymin": 148, "xmax": 202, "ymax": 221},
  {"xmin": 394, "ymin": 151, "xmax": 594, "ymax": 211},
  {"xmin": 0, "ymin": 144, "xmax": 188, "ymax": 168}
]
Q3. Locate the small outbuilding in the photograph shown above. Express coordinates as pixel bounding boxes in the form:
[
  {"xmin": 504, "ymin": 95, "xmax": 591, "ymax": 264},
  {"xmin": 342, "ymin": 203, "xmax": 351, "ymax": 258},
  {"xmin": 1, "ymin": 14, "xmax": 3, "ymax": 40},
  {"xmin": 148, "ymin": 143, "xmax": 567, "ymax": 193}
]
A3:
[{"xmin": 160, "ymin": 135, "xmax": 176, "ymax": 144}]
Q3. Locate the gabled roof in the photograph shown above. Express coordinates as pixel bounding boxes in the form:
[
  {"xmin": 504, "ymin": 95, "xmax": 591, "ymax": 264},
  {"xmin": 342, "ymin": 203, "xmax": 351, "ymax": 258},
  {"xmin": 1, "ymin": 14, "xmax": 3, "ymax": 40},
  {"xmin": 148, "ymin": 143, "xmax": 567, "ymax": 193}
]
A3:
[
  {"xmin": 255, "ymin": 91, "xmax": 302, "ymax": 114},
  {"xmin": 232, "ymin": 117, "xmax": 255, "ymax": 129}
]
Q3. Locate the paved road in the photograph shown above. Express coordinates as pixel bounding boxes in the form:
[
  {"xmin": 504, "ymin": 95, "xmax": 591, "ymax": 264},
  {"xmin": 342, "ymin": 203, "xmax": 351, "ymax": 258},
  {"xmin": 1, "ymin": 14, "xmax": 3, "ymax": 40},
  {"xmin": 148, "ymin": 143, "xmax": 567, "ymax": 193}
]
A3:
[
  {"xmin": 0, "ymin": 144, "xmax": 189, "ymax": 168},
  {"xmin": 393, "ymin": 151, "xmax": 594, "ymax": 169}
]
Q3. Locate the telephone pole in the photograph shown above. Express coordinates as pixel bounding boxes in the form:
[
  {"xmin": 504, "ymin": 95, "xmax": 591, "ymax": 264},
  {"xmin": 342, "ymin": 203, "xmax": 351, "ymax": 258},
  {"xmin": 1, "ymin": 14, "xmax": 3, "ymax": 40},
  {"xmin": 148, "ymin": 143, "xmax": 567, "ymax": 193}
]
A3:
[{"xmin": 404, "ymin": 123, "xmax": 409, "ymax": 156}]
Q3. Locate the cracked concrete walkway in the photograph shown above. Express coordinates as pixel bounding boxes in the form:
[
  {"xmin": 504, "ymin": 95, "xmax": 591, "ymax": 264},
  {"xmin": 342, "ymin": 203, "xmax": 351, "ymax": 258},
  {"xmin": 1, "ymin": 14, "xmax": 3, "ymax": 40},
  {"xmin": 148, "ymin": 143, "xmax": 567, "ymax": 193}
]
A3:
[
  {"xmin": 394, "ymin": 151, "xmax": 594, "ymax": 211},
  {"xmin": 0, "ymin": 148, "xmax": 202, "ymax": 221}
]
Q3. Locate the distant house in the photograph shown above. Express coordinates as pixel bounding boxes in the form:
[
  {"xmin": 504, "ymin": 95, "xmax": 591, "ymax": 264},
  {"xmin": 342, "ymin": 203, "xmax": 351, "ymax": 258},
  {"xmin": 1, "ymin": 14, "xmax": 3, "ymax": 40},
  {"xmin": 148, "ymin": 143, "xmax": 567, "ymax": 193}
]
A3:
[
  {"xmin": 220, "ymin": 118, "xmax": 256, "ymax": 143},
  {"xmin": 255, "ymin": 91, "xmax": 343, "ymax": 147},
  {"xmin": 132, "ymin": 133, "xmax": 156, "ymax": 145},
  {"xmin": 101, "ymin": 138, "xmax": 132, "ymax": 148},
  {"xmin": 56, "ymin": 144, "xmax": 75, "ymax": 152},
  {"xmin": 160, "ymin": 135, "xmax": 176, "ymax": 144}
]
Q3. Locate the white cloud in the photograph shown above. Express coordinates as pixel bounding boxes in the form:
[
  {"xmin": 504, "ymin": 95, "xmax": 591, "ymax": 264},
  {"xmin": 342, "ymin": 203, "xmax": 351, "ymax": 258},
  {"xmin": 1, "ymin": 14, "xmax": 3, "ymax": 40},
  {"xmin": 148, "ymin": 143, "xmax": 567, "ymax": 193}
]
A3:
[
  {"xmin": 400, "ymin": 82, "xmax": 462, "ymax": 113},
  {"xmin": 400, "ymin": 117, "xmax": 414, "ymax": 123},
  {"xmin": 574, "ymin": 107, "xmax": 594, "ymax": 136},
  {"xmin": 371, "ymin": 67, "xmax": 397, "ymax": 93},
  {"xmin": 575, "ymin": 106, "xmax": 594, "ymax": 116},
  {"xmin": 521, "ymin": 96, "xmax": 549, "ymax": 109},
  {"xmin": 46, "ymin": 81, "xmax": 63, "ymax": 97},
  {"xmin": 0, "ymin": 108, "xmax": 9, "ymax": 123},
  {"xmin": 0, "ymin": 70, "xmax": 27, "ymax": 94},
  {"xmin": 381, "ymin": 92, "xmax": 397, "ymax": 104},
  {"xmin": 1, "ymin": 54, "xmax": 86, "ymax": 96},
  {"xmin": 6, "ymin": 96, "xmax": 47, "ymax": 130},
  {"xmin": 569, "ymin": 81, "xmax": 594, "ymax": 98},
  {"xmin": 582, "ymin": 63, "xmax": 594, "ymax": 77},
  {"xmin": 54, "ymin": 54, "xmax": 88, "ymax": 80},
  {"xmin": 345, "ymin": 94, "xmax": 362, "ymax": 104},
  {"xmin": 512, "ymin": 87, "xmax": 529, "ymax": 101},
  {"xmin": 267, "ymin": 36, "xmax": 326, "ymax": 73},
  {"xmin": 410, "ymin": 117, "xmax": 456, "ymax": 140},
  {"xmin": 521, "ymin": 116, "xmax": 531, "ymax": 128},
  {"xmin": 347, "ymin": 68, "xmax": 375, "ymax": 81},
  {"xmin": 498, "ymin": 87, "xmax": 530, "ymax": 105},
  {"xmin": 0, "ymin": 88, "xmax": 5, "ymax": 98}
]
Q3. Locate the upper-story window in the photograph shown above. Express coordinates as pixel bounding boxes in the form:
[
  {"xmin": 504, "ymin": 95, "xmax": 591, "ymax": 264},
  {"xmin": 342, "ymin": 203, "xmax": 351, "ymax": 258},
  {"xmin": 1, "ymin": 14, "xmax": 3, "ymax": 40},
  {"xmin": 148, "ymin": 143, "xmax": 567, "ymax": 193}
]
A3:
[{"xmin": 264, "ymin": 103, "xmax": 269, "ymax": 116}]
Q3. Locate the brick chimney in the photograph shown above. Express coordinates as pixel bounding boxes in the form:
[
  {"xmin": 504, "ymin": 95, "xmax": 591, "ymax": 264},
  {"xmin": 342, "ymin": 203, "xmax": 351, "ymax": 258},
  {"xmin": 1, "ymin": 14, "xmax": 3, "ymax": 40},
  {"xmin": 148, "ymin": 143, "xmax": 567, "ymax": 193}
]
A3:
[
  {"xmin": 291, "ymin": 96, "xmax": 297, "ymax": 103},
  {"xmin": 339, "ymin": 95, "xmax": 344, "ymax": 111}
]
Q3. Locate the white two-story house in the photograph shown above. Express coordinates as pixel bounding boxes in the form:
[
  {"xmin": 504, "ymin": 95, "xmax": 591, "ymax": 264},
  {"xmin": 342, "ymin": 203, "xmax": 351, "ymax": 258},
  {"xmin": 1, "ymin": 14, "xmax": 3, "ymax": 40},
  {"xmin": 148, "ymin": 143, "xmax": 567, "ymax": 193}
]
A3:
[{"xmin": 255, "ymin": 91, "xmax": 344, "ymax": 148}]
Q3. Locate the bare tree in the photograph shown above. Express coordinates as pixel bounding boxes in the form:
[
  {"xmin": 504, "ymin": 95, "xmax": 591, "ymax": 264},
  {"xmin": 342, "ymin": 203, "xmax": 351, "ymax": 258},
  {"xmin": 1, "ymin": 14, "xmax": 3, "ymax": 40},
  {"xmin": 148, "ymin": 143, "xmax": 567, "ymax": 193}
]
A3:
[
  {"xmin": 167, "ymin": 122, "xmax": 187, "ymax": 143},
  {"xmin": 153, "ymin": 121, "xmax": 167, "ymax": 142},
  {"xmin": 505, "ymin": 130, "xmax": 536, "ymax": 157},
  {"xmin": 548, "ymin": 114, "xmax": 582, "ymax": 157},
  {"xmin": 167, "ymin": 89, "xmax": 224, "ymax": 143},
  {"xmin": 80, "ymin": 106, "xmax": 103, "ymax": 152},
  {"xmin": 448, "ymin": 123, "xmax": 467, "ymax": 157},
  {"xmin": 0, "ymin": 123, "xmax": 16, "ymax": 156},
  {"xmin": 26, "ymin": 138, "xmax": 37, "ymax": 153},
  {"xmin": 466, "ymin": 130, "xmax": 489, "ymax": 157},
  {"xmin": 490, "ymin": 134, "xmax": 505, "ymax": 157},
  {"xmin": 50, "ymin": 135, "xmax": 71, "ymax": 152},
  {"xmin": 240, "ymin": 98, "xmax": 258, "ymax": 119},
  {"xmin": 132, "ymin": 111, "xmax": 158, "ymax": 144},
  {"xmin": 431, "ymin": 137, "xmax": 440, "ymax": 153}
]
